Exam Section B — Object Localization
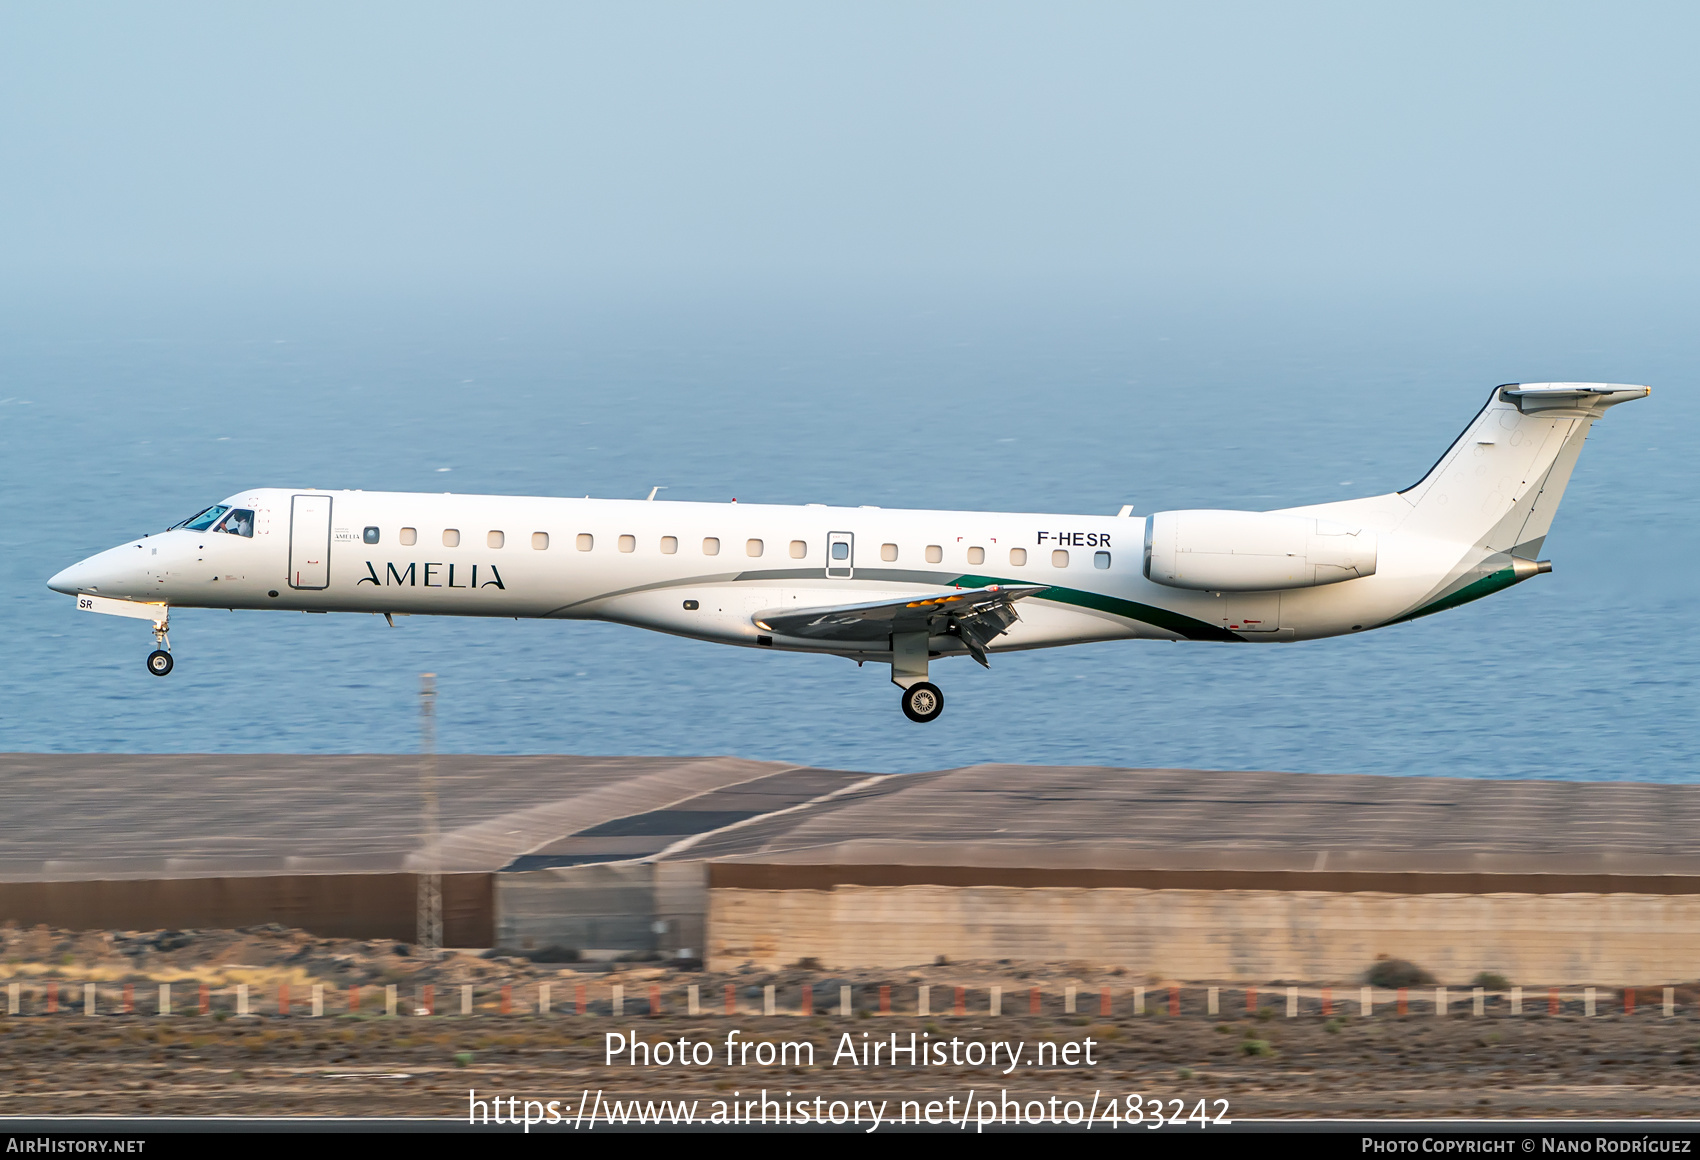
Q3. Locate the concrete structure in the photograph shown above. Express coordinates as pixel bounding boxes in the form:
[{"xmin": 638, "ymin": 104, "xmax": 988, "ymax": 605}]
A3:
[
  {"xmin": 689, "ymin": 765, "xmax": 1700, "ymax": 982},
  {"xmin": 0, "ymin": 753, "xmax": 854, "ymax": 949},
  {"xmin": 4, "ymin": 755, "xmax": 1700, "ymax": 982},
  {"xmin": 709, "ymin": 884, "xmax": 1700, "ymax": 984}
]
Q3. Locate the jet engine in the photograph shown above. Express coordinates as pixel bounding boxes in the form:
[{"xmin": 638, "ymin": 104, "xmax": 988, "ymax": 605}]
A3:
[{"xmin": 1143, "ymin": 510, "xmax": 1377, "ymax": 591}]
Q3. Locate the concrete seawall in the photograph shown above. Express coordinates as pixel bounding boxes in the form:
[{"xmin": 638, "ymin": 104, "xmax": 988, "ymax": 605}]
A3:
[{"xmin": 710, "ymin": 885, "xmax": 1700, "ymax": 982}]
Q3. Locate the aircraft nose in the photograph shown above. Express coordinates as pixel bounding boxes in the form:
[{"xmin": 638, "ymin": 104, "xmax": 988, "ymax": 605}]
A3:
[
  {"xmin": 48, "ymin": 542, "xmax": 143, "ymax": 595},
  {"xmin": 47, "ymin": 560, "xmax": 92, "ymax": 595}
]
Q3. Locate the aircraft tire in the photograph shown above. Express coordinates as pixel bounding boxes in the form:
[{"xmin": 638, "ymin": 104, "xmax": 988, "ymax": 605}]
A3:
[
  {"xmin": 901, "ymin": 682, "xmax": 944, "ymax": 723},
  {"xmin": 146, "ymin": 650, "xmax": 174, "ymax": 677}
]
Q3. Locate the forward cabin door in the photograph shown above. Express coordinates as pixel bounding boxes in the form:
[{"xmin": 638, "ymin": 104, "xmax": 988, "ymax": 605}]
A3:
[
  {"xmin": 288, "ymin": 494, "xmax": 332, "ymax": 590},
  {"xmin": 826, "ymin": 531, "xmax": 854, "ymax": 579}
]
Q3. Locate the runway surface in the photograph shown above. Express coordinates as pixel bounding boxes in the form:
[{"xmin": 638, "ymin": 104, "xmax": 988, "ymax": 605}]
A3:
[{"xmin": 5, "ymin": 754, "xmax": 1699, "ymax": 885}]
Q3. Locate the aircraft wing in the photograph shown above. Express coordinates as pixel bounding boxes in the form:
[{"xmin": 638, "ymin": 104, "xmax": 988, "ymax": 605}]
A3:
[{"xmin": 752, "ymin": 584, "xmax": 1049, "ymax": 666}]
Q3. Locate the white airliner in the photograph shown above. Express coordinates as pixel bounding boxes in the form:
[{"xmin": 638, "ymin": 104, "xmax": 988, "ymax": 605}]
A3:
[{"xmin": 48, "ymin": 383, "xmax": 1646, "ymax": 721}]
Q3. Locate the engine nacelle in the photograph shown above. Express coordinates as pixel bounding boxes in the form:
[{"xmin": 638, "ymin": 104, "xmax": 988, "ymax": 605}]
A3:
[{"xmin": 1143, "ymin": 510, "xmax": 1377, "ymax": 591}]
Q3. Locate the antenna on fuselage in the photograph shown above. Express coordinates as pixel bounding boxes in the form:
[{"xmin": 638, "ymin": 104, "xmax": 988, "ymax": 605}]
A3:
[{"xmin": 646, "ymin": 486, "xmax": 667, "ymax": 501}]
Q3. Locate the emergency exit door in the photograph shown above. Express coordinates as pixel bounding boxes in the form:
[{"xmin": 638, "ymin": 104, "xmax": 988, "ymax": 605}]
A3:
[
  {"xmin": 826, "ymin": 531, "xmax": 854, "ymax": 579},
  {"xmin": 288, "ymin": 494, "xmax": 332, "ymax": 590}
]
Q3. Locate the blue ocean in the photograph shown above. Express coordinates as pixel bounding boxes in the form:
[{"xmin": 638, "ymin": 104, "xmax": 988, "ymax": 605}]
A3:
[{"xmin": 1, "ymin": 287, "xmax": 1691, "ymax": 781}]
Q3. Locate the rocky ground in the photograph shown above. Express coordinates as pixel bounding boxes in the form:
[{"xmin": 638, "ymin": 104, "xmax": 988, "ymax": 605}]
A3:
[{"xmin": 3, "ymin": 924, "xmax": 1699, "ymax": 1121}]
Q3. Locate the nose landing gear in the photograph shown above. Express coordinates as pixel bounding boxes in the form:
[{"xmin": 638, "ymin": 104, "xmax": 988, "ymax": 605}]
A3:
[
  {"xmin": 146, "ymin": 617, "xmax": 173, "ymax": 677},
  {"xmin": 62, "ymin": 592, "xmax": 176, "ymax": 677}
]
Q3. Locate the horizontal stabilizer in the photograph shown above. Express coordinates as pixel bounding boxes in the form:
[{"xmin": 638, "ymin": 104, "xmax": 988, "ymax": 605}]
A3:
[{"xmin": 1498, "ymin": 383, "xmax": 1650, "ymax": 415}]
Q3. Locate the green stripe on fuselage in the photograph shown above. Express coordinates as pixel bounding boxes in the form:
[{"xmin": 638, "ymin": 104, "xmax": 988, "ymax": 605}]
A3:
[
  {"xmin": 951, "ymin": 574, "xmax": 1244, "ymax": 642},
  {"xmin": 1382, "ymin": 566, "xmax": 1521, "ymax": 628}
]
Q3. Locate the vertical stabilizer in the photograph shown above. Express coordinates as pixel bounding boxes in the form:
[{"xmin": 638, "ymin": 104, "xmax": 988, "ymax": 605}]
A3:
[{"xmin": 1395, "ymin": 383, "xmax": 1648, "ymax": 557}]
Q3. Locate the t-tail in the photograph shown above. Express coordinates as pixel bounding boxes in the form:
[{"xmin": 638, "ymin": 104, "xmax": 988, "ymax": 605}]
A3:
[{"xmin": 1382, "ymin": 382, "xmax": 1648, "ymax": 623}]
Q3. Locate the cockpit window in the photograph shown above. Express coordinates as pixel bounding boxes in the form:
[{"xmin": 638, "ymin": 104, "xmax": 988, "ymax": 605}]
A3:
[
  {"xmin": 173, "ymin": 505, "xmax": 230, "ymax": 531},
  {"xmin": 213, "ymin": 509, "xmax": 255, "ymax": 538}
]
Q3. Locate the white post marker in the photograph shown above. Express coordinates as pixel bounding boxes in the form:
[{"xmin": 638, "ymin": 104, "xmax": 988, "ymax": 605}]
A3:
[
  {"xmin": 688, "ymin": 985, "xmax": 700, "ymax": 1017},
  {"xmin": 236, "ymin": 985, "xmax": 248, "ymax": 1017},
  {"xmin": 1286, "ymin": 987, "xmax": 1297, "ymax": 1018},
  {"xmin": 1207, "ymin": 987, "xmax": 1219, "ymax": 1016},
  {"xmin": 611, "ymin": 985, "xmax": 623, "ymax": 1017},
  {"xmin": 763, "ymin": 985, "xmax": 775, "ymax": 1016},
  {"xmin": 83, "ymin": 983, "xmax": 95, "ymax": 1016},
  {"xmin": 990, "ymin": 986, "xmax": 1001, "ymax": 1016},
  {"xmin": 1473, "ymin": 988, "xmax": 1484, "ymax": 1017},
  {"xmin": 1666, "ymin": 987, "xmax": 1676, "ymax": 1018},
  {"xmin": 1436, "ymin": 987, "xmax": 1448, "ymax": 1016},
  {"xmin": 1585, "ymin": 987, "xmax": 1596, "ymax": 1017},
  {"xmin": 462, "ymin": 985, "xmax": 473, "ymax": 1016},
  {"xmin": 1134, "ymin": 986, "xmax": 1145, "ymax": 1016},
  {"xmin": 1511, "ymin": 987, "xmax": 1522, "ymax": 1016},
  {"xmin": 157, "ymin": 984, "xmax": 170, "ymax": 1017},
  {"xmin": 7, "ymin": 982, "xmax": 17, "ymax": 1016},
  {"xmin": 839, "ymin": 986, "xmax": 851, "ymax": 1017},
  {"xmin": 385, "ymin": 984, "xmax": 397, "ymax": 1017},
  {"xmin": 918, "ymin": 985, "xmax": 930, "ymax": 1017},
  {"xmin": 1360, "ymin": 986, "xmax": 1372, "ymax": 1016},
  {"xmin": 1064, "ymin": 985, "xmax": 1076, "ymax": 1015},
  {"xmin": 539, "ymin": 984, "xmax": 551, "ymax": 1015},
  {"xmin": 312, "ymin": 984, "xmax": 324, "ymax": 1018}
]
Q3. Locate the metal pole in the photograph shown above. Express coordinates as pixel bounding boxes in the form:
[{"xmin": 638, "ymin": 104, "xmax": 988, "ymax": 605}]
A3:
[{"xmin": 417, "ymin": 673, "xmax": 442, "ymax": 954}]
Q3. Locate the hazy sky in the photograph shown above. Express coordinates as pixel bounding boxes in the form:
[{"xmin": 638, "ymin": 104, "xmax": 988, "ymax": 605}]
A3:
[
  {"xmin": 3, "ymin": 2, "xmax": 1698, "ymax": 297},
  {"xmin": 3, "ymin": 4, "xmax": 1693, "ymax": 772}
]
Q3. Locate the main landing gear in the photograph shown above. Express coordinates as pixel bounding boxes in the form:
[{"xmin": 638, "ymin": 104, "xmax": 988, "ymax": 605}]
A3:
[
  {"xmin": 900, "ymin": 681, "xmax": 944, "ymax": 723},
  {"xmin": 891, "ymin": 630, "xmax": 945, "ymax": 723}
]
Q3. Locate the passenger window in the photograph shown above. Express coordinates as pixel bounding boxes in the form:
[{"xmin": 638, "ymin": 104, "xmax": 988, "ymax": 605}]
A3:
[
  {"xmin": 925, "ymin": 545, "xmax": 943, "ymax": 564},
  {"xmin": 1010, "ymin": 547, "xmax": 1027, "ymax": 566},
  {"xmin": 881, "ymin": 543, "xmax": 898, "ymax": 562},
  {"xmin": 831, "ymin": 542, "xmax": 849, "ymax": 560},
  {"xmin": 660, "ymin": 536, "xmax": 678, "ymax": 554},
  {"xmin": 619, "ymin": 535, "xmax": 636, "ymax": 553},
  {"xmin": 1094, "ymin": 551, "xmax": 1111, "ymax": 569},
  {"xmin": 532, "ymin": 532, "xmax": 549, "ymax": 550},
  {"xmin": 747, "ymin": 539, "xmax": 763, "ymax": 557},
  {"xmin": 967, "ymin": 546, "xmax": 984, "ymax": 565},
  {"xmin": 488, "ymin": 530, "xmax": 504, "ymax": 549},
  {"xmin": 577, "ymin": 533, "xmax": 594, "ymax": 551},
  {"xmin": 1052, "ymin": 549, "xmax": 1069, "ymax": 567},
  {"xmin": 363, "ymin": 526, "xmax": 380, "ymax": 545},
  {"xmin": 789, "ymin": 540, "xmax": 807, "ymax": 559},
  {"xmin": 443, "ymin": 529, "xmax": 460, "ymax": 548},
  {"xmin": 703, "ymin": 537, "xmax": 720, "ymax": 556},
  {"xmin": 400, "ymin": 527, "xmax": 417, "ymax": 546}
]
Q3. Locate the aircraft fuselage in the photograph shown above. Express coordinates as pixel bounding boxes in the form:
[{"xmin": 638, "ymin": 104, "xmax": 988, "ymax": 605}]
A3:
[{"xmin": 46, "ymin": 383, "xmax": 1649, "ymax": 720}]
